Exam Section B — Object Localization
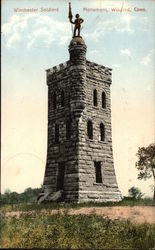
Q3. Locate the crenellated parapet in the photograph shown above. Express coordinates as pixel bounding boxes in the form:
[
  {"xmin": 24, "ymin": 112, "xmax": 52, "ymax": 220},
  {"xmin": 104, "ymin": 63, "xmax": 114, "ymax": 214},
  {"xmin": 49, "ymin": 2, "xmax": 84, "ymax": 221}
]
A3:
[
  {"xmin": 46, "ymin": 61, "xmax": 69, "ymax": 76},
  {"xmin": 86, "ymin": 61, "xmax": 112, "ymax": 84}
]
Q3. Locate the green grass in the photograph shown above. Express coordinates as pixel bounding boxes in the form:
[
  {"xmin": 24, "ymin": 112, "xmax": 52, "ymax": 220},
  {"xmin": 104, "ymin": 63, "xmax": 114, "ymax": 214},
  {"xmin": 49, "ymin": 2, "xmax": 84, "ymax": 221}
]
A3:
[
  {"xmin": 1, "ymin": 212, "xmax": 155, "ymax": 249},
  {"xmin": 1, "ymin": 197, "xmax": 154, "ymax": 213}
]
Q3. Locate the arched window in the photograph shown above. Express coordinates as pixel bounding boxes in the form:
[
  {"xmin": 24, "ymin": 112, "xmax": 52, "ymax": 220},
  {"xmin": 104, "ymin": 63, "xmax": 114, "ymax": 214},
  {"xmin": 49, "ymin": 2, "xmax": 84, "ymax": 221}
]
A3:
[
  {"xmin": 66, "ymin": 120, "xmax": 71, "ymax": 140},
  {"xmin": 100, "ymin": 123, "xmax": 105, "ymax": 141},
  {"xmin": 53, "ymin": 92, "xmax": 57, "ymax": 109},
  {"xmin": 93, "ymin": 89, "xmax": 97, "ymax": 106},
  {"xmin": 55, "ymin": 124, "xmax": 59, "ymax": 143},
  {"xmin": 61, "ymin": 90, "xmax": 65, "ymax": 107},
  {"xmin": 87, "ymin": 120, "xmax": 93, "ymax": 139},
  {"xmin": 102, "ymin": 91, "xmax": 106, "ymax": 108}
]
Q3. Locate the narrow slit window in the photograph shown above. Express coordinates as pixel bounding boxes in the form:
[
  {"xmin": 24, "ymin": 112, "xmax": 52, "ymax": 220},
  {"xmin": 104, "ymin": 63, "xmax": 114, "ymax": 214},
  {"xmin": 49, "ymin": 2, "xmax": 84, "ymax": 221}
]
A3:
[
  {"xmin": 93, "ymin": 89, "xmax": 98, "ymax": 106},
  {"xmin": 94, "ymin": 161, "xmax": 102, "ymax": 183},
  {"xmin": 87, "ymin": 120, "xmax": 93, "ymax": 139},
  {"xmin": 55, "ymin": 124, "xmax": 59, "ymax": 143},
  {"xmin": 61, "ymin": 90, "xmax": 65, "ymax": 107},
  {"xmin": 53, "ymin": 92, "xmax": 57, "ymax": 109},
  {"xmin": 66, "ymin": 120, "xmax": 71, "ymax": 140},
  {"xmin": 100, "ymin": 123, "xmax": 105, "ymax": 141},
  {"xmin": 102, "ymin": 91, "xmax": 106, "ymax": 108}
]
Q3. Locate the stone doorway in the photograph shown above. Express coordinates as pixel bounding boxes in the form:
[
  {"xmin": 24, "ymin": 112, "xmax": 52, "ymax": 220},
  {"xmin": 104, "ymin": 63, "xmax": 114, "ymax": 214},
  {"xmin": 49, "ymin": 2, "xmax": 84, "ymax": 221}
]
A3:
[{"xmin": 56, "ymin": 162, "xmax": 65, "ymax": 191}]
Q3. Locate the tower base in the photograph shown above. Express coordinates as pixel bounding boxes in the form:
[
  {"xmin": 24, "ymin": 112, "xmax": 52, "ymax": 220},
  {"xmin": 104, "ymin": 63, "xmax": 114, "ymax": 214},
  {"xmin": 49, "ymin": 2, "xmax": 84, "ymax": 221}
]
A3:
[{"xmin": 37, "ymin": 189, "xmax": 122, "ymax": 204}]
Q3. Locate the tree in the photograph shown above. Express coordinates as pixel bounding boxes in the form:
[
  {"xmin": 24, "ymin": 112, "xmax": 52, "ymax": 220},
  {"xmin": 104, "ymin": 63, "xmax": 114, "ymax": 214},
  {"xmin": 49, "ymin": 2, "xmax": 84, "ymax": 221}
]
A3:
[
  {"xmin": 4, "ymin": 188, "xmax": 11, "ymax": 194},
  {"xmin": 2, "ymin": 188, "xmax": 12, "ymax": 204},
  {"xmin": 135, "ymin": 143, "xmax": 155, "ymax": 203},
  {"xmin": 128, "ymin": 186, "xmax": 144, "ymax": 199}
]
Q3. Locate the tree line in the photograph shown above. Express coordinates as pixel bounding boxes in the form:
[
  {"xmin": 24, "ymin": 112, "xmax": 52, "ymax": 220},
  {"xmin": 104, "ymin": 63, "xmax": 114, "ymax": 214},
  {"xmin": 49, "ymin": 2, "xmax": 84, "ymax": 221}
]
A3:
[
  {"xmin": 0, "ymin": 185, "xmax": 150, "ymax": 204},
  {"xmin": 1, "ymin": 187, "xmax": 42, "ymax": 204}
]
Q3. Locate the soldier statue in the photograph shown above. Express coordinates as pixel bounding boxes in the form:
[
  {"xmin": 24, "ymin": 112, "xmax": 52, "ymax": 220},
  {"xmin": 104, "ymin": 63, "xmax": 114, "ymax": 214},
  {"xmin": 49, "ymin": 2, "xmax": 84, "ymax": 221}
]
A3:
[{"xmin": 68, "ymin": 2, "xmax": 84, "ymax": 37}]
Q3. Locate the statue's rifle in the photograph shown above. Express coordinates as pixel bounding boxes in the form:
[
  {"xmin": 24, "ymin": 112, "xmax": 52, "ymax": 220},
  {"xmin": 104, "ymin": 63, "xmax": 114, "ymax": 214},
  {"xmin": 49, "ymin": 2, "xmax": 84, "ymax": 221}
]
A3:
[
  {"xmin": 68, "ymin": 2, "xmax": 73, "ymax": 21},
  {"xmin": 68, "ymin": 2, "xmax": 73, "ymax": 35}
]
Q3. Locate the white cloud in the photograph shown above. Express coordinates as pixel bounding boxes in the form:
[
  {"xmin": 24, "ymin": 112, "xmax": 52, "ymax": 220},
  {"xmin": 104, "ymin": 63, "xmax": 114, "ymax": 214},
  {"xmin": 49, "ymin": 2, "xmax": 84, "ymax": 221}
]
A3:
[
  {"xmin": 118, "ymin": 14, "xmax": 134, "ymax": 33},
  {"xmin": 2, "ymin": 14, "xmax": 71, "ymax": 49},
  {"xmin": 84, "ymin": 14, "xmax": 135, "ymax": 42},
  {"xmin": 113, "ymin": 64, "xmax": 121, "ymax": 69},
  {"xmin": 120, "ymin": 48, "xmax": 131, "ymax": 57},
  {"xmin": 2, "ymin": 15, "xmax": 20, "ymax": 35},
  {"xmin": 7, "ymin": 32, "xmax": 21, "ymax": 47},
  {"xmin": 87, "ymin": 0, "xmax": 148, "ymax": 33},
  {"xmin": 88, "ymin": 49, "xmax": 98, "ymax": 56},
  {"xmin": 140, "ymin": 49, "xmax": 154, "ymax": 65}
]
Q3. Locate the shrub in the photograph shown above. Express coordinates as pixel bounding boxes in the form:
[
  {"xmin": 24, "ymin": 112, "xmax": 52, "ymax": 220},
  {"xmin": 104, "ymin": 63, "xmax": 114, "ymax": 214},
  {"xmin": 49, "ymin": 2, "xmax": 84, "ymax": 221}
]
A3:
[{"xmin": 128, "ymin": 186, "xmax": 144, "ymax": 200}]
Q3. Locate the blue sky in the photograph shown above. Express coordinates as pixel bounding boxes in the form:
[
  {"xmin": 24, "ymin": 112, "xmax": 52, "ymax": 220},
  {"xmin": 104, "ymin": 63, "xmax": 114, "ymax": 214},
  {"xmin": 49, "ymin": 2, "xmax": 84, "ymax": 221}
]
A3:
[{"xmin": 2, "ymin": 0, "xmax": 155, "ymax": 196}]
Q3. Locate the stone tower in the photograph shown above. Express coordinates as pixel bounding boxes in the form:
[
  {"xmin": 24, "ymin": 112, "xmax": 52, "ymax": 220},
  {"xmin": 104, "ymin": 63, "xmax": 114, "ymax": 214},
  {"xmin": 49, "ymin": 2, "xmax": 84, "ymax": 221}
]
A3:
[{"xmin": 38, "ymin": 36, "xmax": 122, "ymax": 203}]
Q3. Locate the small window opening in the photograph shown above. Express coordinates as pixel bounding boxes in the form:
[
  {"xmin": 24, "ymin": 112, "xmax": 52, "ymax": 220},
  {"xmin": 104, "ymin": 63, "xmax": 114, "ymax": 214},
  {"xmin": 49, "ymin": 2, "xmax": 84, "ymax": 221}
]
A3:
[
  {"xmin": 100, "ymin": 123, "xmax": 105, "ymax": 141},
  {"xmin": 94, "ymin": 161, "xmax": 102, "ymax": 183},
  {"xmin": 87, "ymin": 120, "xmax": 93, "ymax": 139},
  {"xmin": 55, "ymin": 124, "xmax": 59, "ymax": 143},
  {"xmin": 53, "ymin": 92, "xmax": 57, "ymax": 109},
  {"xmin": 102, "ymin": 91, "xmax": 106, "ymax": 108},
  {"xmin": 93, "ymin": 89, "xmax": 98, "ymax": 106},
  {"xmin": 61, "ymin": 90, "xmax": 65, "ymax": 107},
  {"xmin": 66, "ymin": 120, "xmax": 71, "ymax": 140}
]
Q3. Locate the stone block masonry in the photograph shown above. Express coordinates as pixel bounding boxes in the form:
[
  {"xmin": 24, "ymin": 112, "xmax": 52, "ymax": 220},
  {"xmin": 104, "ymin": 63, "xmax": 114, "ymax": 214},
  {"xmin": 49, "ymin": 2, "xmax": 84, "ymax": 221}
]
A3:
[{"xmin": 38, "ymin": 36, "xmax": 122, "ymax": 203}]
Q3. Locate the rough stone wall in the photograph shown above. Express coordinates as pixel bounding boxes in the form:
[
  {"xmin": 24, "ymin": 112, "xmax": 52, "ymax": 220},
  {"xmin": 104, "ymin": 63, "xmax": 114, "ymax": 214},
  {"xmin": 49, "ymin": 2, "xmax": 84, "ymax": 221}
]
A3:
[
  {"xmin": 43, "ymin": 62, "xmax": 80, "ymax": 202},
  {"xmin": 78, "ymin": 61, "xmax": 121, "ymax": 202},
  {"xmin": 41, "ymin": 38, "xmax": 122, "ymax": 203}
]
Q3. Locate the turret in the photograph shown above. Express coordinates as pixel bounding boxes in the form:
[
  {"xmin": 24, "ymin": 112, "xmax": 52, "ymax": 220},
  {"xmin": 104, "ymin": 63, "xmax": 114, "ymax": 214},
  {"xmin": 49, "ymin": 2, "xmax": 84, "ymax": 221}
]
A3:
[{"xmin": 68, "ymin": 37, "xmax": 87, "ymax": 118}]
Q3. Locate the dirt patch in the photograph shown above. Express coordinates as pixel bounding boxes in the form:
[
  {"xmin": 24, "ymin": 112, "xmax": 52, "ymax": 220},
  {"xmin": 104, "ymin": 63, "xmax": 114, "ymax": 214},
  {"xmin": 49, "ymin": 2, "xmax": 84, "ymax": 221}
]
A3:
[
  {"xmin": 5, "ymin": 206, "xmax": 155, "ymax": 224},
  {"xmin": 68, "ymin": 206, "xmax": 155, "ymax": 224}
]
